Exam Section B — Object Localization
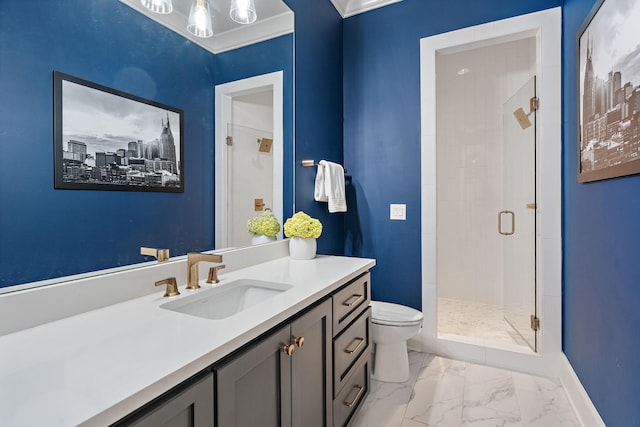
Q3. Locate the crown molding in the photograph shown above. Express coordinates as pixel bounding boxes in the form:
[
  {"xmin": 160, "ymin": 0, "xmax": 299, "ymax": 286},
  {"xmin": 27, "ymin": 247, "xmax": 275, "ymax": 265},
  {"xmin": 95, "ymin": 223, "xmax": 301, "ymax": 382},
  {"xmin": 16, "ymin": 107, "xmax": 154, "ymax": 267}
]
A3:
[
  {"xmin": 330, "ymin": 0, "xmax": 403, "ymax": 18},
  {"xmin": 210, "ymin": 12, "xmax": 294, "ymax": 53}
]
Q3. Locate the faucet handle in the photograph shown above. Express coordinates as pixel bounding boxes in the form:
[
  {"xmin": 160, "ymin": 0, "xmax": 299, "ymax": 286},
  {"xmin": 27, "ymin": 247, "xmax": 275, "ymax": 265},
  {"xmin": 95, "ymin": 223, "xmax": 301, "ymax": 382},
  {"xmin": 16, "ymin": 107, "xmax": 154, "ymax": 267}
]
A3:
[
  {"xmin": 141, "ymin": 247, "xmax": 170, "ymax": 262},
  {"xmin": 155, "ymin": 277, "xmax": 180, "ymax": 297},
  {"xmin": 207, "ymin": 264, "xmax": 226, "ymax": 284}
]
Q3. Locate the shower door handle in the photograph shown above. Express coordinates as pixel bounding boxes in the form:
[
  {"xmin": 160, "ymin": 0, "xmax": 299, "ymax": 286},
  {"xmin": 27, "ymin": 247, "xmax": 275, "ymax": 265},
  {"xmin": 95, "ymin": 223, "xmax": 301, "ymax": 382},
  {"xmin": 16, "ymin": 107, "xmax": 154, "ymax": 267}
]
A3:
[{"xmin": 498, "ymin": 210, "xmax": 515, "ymax": 236}]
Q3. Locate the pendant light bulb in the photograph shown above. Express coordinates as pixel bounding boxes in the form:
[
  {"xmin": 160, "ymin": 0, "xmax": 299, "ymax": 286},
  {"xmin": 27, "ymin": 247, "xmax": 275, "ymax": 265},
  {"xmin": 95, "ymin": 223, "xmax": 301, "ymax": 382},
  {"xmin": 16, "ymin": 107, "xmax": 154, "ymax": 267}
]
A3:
[
  {"xmin": 187, "ymin": 0, "xmax": 213, "ymax": 38},
  {"xmin": 140, "ymin": 0, "xmax": 173, "ymax": 14},
  {"xmin": 230, "ymin": 0, "xmax": 257, "ymax": 25}
]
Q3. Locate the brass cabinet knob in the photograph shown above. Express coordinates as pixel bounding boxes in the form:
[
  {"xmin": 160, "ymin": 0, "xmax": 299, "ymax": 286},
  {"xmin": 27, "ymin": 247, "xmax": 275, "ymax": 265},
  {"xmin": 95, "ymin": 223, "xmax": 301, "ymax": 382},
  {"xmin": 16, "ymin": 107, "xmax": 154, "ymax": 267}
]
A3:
[
  {"xmin": 293, "ymin": 336, "xmax": 305, "ymax": 348},
  {"xmin": 281, "ymin": 344, "xmax": 296, "ymax": 356}
]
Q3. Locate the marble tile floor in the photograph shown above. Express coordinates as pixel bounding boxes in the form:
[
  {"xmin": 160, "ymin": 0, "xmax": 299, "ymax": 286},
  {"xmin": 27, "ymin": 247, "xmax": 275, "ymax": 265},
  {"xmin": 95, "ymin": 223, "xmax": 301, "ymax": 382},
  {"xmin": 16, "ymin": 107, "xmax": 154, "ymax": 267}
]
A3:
[
  {"xmin": 350, "ymin": 352, "xmax": 580, "ymax": 427},
  {"xmin": 438, "ymin": 298, "xmax": 530, "ymax": 351}
]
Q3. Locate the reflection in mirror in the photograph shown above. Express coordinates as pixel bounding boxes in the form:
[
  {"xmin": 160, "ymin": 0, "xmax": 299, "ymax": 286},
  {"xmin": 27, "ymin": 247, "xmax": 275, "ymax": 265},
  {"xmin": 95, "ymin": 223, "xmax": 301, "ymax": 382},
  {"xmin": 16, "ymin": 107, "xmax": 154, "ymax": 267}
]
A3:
[
  {"xmin": 120, "ymin": 0, "xmax": 293, "ymax": 54},
  {"xmin": 215, "ymin": 72, "xmax": 285, "ymax": 249},
  {"xmin": 0, "ymin": 0, "xmax": 294, "ymax": 291}
]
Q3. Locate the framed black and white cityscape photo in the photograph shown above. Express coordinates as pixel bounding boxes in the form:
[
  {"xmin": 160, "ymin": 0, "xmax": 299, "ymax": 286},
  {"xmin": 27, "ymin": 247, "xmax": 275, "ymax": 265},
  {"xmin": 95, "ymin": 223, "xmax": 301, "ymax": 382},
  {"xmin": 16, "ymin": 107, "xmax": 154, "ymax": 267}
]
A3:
[
  {"xmin": 578, "ymin": 0, "xmax": 640, "ymax": 182},
  {"xmin": 53, "ymin": 71, "xmax": 184, "ymax": 192}
]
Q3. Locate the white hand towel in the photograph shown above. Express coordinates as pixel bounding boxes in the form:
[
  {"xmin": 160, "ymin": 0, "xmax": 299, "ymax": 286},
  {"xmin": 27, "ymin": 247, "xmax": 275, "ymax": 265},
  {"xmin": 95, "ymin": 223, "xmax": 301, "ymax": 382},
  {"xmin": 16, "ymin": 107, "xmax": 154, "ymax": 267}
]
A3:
[
  {"xmin": 317, "ymin": 160, "xmax": 347, "ymax": 213},
  {"xmin": 314, "ymin": 161, "xmax": 328, "ymax": 202}
]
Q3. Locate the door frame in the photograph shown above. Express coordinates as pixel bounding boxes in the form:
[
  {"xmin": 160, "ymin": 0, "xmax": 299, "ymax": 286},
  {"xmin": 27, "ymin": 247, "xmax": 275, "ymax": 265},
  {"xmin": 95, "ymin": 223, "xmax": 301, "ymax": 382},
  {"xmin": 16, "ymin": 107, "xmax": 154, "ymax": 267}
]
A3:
[
  {"xmin": 419, "ymin": 8, "xmax": 561, "ymax": 377},
  {"xmin": 215, "ymin": 71, "xmax": 284, "ymax": 249}
]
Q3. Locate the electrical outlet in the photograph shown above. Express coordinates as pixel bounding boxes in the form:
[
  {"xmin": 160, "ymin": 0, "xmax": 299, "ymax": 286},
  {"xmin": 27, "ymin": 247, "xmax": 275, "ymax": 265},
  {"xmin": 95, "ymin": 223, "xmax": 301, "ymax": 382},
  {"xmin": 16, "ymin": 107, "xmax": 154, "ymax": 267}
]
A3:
[{"xmin": 390, "ymin": 204, "xmax": 406, "ymax": 220}]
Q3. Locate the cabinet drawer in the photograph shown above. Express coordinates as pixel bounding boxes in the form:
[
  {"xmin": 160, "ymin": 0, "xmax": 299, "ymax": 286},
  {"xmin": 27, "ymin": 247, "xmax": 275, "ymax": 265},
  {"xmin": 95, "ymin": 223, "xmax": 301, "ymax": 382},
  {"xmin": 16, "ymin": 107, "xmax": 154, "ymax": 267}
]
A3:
[
  {"xmin": 333, "ymin": 307, "xmax": 370, "ymax": 396},
  {"xmin": 333, "ymin": 272, "xmax": 371, "ymax": 336},
  {"xmin": 333, "ymin": 354, "xmax": 370, "ymax": 427}
]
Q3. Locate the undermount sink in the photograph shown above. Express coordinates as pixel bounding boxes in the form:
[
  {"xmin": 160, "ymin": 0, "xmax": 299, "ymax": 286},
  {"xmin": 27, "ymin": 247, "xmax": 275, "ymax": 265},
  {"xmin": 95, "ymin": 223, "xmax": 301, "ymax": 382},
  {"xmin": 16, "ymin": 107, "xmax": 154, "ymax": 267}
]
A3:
[{"xmin": 160, "ymin": 279, "xmax": 293, "ymax": 320}]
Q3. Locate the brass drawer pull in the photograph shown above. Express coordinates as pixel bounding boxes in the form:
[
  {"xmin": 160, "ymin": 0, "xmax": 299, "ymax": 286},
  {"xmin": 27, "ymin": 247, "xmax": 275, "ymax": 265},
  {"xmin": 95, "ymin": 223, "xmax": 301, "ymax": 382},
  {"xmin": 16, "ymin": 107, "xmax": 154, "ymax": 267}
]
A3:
[
  {"xmin": 342, "ymin": 294, "xmax": 364, "ymax": 308},
  {"xmin": 344, "ymin": 337, "xmax": 365, "ymax": 355},
  {"xmin": 343, "ymin": 385, "xmax": 364, "ymax": 408}
]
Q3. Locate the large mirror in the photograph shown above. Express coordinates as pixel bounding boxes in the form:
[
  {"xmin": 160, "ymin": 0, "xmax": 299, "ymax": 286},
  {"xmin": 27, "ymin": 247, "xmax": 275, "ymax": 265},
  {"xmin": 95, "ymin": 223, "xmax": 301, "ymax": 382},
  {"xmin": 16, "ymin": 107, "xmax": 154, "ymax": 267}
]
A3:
[{"xmin": 0, "ymin": 0, "xmax": 294, "ymax": 291}]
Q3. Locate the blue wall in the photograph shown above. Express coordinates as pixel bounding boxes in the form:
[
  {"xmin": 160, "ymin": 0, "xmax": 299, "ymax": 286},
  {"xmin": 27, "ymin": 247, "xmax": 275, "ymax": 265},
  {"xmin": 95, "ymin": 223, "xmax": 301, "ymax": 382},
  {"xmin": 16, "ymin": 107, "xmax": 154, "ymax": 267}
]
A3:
[
  {"xmin": 214, "ymin": 34, "xmax": 295, "ymax": 221},
  {"xmin": 342, "ymin": 0, "xmax": 561, "ymax": 309},
  {"xmin": 284, "ymin": 0, "xmax": 346, "ymax": 255},
  {"xmin": 563, "ymin": 0, "xmax": 640, "ymax": 424},
  {"xmin": 0, "ymin": 0, "xmax": 216, "ymax": 287}
]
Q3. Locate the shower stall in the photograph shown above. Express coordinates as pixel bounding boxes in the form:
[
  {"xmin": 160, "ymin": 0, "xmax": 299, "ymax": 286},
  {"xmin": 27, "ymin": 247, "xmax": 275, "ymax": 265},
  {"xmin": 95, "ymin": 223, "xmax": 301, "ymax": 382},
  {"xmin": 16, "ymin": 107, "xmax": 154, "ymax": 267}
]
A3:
[
  {"xmin": 434, "ymin": 36, "xmax": 538, "ymax": 352},
  {"xmin": 421, "ymin": 7, "xmax": 562, "ymax": 376}
]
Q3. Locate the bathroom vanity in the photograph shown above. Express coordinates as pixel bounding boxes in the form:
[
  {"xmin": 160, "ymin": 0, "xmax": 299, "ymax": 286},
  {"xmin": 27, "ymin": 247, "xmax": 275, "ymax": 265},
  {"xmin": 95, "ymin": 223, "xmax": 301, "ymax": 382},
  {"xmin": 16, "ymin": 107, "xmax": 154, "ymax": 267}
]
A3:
[{"xmin": 0, "ymin": 241, "xmax": 374, "ymax": 426}]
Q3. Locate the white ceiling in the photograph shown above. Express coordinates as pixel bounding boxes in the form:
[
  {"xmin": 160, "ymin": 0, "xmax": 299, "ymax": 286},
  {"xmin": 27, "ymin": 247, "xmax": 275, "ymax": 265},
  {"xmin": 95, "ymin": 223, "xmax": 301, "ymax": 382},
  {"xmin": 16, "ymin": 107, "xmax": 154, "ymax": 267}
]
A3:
[
  {"xmin": 119, "ymin": 0, "xmax": 294, "ymax": 53},
  {"xmin": 119, "ymin": 0, "xmax": 402, "ymax": 54}
]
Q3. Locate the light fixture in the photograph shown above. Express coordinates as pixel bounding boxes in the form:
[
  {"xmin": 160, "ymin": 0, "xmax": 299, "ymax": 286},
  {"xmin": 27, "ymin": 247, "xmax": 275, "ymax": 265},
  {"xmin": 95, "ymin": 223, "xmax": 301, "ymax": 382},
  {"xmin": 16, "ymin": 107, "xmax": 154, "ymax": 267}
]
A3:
[
  {"xmin": 187, "ymin": 0, "xmax": 213, "ymax": 38},
  {"xmin": 230, "ymin": 0, "xmax": 257, "ymax": 25},
  {"xmin": 457, "ymin": 68, "xmax": 470, "ymax": 76},
  {"xmin": 140, "ymin": 0, "xmax": 173, "ymax": 14}
]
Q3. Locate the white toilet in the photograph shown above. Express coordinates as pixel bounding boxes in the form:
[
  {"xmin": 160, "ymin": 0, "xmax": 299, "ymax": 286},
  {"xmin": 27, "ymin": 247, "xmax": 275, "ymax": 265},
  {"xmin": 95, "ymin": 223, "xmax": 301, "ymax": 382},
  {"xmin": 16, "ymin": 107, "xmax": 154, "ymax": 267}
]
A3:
[{"xmin": 370, "ymin": 301, "xmax": 423, "ymax": 383}]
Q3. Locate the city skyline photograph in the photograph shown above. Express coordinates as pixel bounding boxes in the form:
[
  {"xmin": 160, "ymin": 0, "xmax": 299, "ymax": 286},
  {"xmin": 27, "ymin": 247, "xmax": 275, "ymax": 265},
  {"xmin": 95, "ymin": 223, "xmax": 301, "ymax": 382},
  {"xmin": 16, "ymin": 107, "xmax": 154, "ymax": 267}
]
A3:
[
  {"xmin": 62, "ymin": 79, "xmax": 181, "ymax": 162},
  {"xmin": 578, "ymin": 0, "xmax": 640, "ymax": 181},
  {"xmin": 54, "ymin": 72, "xmax": 184, "ymax": 192}
]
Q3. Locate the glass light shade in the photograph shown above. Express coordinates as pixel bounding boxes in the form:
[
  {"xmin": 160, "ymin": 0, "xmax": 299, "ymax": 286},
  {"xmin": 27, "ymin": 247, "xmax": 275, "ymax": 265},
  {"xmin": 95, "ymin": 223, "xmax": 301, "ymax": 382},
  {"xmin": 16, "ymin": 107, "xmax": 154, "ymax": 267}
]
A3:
[
  {"xmin": 230, "ymin": 0, "xmax": 257, "ymax": 25},
  {"xmin": 140, "ymin": 0, "xmax": 173, "ymax": 14},
  {"xmin": 187, "ymin": 0, "xmax": 213, "ymax": 38}
]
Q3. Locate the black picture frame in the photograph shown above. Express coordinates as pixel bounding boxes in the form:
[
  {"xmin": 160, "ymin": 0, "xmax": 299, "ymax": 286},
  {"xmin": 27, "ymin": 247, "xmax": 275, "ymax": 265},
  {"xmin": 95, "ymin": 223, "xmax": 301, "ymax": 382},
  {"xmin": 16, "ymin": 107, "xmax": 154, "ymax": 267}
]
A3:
[
  {"xmin": 53, "ymin": 71, "xmax": 184, "ymax": 192},
  {"xmin": 577, "ymin": 0, "xmax": 640, "ymax": 183}
]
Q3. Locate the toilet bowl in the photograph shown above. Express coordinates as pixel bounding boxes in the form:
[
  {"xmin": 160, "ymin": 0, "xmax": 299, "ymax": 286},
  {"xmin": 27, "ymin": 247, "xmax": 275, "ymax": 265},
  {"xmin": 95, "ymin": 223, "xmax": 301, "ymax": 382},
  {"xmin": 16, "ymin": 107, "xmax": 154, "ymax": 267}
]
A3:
[{"xmin": 370, "ymin": 301, "xmax": 423, "ymax": 383}]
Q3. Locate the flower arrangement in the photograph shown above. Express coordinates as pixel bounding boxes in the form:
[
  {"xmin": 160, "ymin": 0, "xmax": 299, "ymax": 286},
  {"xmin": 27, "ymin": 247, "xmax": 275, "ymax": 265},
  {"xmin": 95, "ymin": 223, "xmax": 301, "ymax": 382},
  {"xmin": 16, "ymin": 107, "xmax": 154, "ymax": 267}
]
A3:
[
  {"xmin": 247, "ymin": 210, "xmax": 280, "ymax": 237},
  {"xmin": 284, "ymin": 211, "xmax": 323, "ymax": 239}
]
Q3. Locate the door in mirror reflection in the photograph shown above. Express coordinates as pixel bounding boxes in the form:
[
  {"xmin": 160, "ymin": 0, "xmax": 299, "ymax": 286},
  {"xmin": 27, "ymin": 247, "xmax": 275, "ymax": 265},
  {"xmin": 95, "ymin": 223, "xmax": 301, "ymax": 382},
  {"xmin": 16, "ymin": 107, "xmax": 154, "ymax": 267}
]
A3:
[
  {"xmin": 227, "ymin": 121, "xmax": 274, "ymax": 247},
  {"xmin": 215, "ymin": 72, "xmax": 284, "ymax": 249}
]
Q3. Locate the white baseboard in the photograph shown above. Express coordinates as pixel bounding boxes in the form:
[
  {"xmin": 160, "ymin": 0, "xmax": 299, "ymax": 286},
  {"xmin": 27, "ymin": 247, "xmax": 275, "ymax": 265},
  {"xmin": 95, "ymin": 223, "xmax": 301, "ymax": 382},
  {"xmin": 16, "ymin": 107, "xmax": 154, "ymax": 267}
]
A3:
[{"xmin": 559, "ymin": 353, "xmax": 606, "ymax": 427}]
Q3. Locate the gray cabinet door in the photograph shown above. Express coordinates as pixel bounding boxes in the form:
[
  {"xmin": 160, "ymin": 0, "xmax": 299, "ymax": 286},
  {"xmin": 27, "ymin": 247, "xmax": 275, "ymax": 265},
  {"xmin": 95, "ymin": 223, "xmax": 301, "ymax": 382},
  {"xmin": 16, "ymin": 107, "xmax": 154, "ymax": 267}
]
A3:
[
  {"xmin": 216, "ymin": 325, "xmax": 292, "ymax": 427},
  {"xmin": 124, "ymin": 373, "xmax": 214, "ymax": 427},
  {"xmin": 291, "ymin": 299, "xmax": 333, "ymax": 427}
]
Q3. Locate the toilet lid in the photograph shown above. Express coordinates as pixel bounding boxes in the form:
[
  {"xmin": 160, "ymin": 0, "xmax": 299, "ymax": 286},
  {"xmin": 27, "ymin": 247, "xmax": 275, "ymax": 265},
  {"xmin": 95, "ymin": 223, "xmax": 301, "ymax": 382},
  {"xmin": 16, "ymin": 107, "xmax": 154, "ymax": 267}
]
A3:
[{"xmin": 370, "ymin": 301, "xmax": 423, "ymax": 326}]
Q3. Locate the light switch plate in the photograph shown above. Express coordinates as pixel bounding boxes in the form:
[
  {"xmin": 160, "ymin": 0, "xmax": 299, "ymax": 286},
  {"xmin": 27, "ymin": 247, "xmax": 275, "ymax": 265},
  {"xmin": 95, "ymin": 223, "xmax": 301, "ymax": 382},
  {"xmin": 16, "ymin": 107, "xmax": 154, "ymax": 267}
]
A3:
[{"xmin": 390, "ymin": 204, "xmax": 406, "ymax": 220}]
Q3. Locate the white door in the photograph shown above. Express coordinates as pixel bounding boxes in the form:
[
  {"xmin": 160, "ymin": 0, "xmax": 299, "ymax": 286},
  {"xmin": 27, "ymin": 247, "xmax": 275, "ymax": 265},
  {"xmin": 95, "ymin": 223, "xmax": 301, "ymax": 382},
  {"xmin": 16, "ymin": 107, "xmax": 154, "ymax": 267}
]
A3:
[{"xmin": 226, "ymin": 121, "xmax": 274, "ymax": 247}]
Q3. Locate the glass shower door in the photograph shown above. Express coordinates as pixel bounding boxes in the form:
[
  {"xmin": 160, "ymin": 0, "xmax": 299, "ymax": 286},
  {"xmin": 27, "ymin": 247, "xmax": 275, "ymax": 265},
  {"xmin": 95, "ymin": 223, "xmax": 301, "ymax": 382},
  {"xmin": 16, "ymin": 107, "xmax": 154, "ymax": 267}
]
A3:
[{"xmin": 502, "ymin": 77, "xmax": 537, "ymax": 351}]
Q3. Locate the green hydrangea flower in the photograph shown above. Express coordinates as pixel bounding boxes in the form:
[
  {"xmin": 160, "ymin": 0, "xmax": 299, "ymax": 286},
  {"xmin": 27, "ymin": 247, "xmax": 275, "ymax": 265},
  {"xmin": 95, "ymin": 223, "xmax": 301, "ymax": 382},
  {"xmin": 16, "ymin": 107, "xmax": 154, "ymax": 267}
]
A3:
[
  {"xmin": 247, "ymin": 211, "xmax": 281, "ymax": 237},
  {"xmin": 284, "ymin": 211, "xmax": 322, "ymax": 239}
]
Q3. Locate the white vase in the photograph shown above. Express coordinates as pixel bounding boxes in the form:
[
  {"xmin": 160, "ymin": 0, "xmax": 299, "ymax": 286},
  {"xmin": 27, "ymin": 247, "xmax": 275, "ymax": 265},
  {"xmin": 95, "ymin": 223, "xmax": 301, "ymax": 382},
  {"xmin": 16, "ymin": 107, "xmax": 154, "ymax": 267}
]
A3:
[
  {"xmin": 289, "ymin": 237, "xmax": 317, "ymax": 260},
  {"xmin": 251, "ymin": 234, "xmax": 276, "ymax": 245}
]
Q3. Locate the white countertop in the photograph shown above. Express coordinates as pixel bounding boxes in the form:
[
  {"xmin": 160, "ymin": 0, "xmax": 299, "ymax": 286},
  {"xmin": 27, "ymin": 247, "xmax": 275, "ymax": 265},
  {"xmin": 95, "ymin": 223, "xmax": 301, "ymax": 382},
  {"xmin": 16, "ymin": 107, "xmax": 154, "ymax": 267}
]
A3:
[{"xmin": 0, "ymin": 253, "xmax": 375, "ymax": 426}]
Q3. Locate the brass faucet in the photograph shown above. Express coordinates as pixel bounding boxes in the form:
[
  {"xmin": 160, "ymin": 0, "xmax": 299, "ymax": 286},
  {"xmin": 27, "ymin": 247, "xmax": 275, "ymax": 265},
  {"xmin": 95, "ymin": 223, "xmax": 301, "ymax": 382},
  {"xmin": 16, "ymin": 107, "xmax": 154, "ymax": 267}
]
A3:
[
  {"xmin": 141, "ymin": 247, "xmax": 170, "ymax": 262},
  {"xmin": 187, "ymin": 252, "xmax": 224, "ymax": 290}
]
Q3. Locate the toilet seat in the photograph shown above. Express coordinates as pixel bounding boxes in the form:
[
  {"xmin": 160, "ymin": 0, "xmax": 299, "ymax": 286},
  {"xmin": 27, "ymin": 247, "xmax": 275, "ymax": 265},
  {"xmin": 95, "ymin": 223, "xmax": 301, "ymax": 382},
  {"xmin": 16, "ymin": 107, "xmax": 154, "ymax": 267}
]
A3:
[{"xmin": 370, "ymin": 301, "xmax": 423, "ymax": 327}]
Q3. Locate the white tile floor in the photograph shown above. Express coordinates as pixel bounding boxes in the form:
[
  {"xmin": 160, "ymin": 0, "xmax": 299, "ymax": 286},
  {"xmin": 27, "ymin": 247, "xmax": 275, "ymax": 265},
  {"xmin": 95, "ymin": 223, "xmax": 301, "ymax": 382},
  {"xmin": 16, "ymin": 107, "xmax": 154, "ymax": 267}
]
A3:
[
  {"xmin": 350, "ymin": 352, "xmax": 580, "ymax": 427},
  {"xmin": 438, "ymin": 298, "xmax": 531, "ymax": 352}
]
